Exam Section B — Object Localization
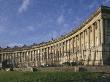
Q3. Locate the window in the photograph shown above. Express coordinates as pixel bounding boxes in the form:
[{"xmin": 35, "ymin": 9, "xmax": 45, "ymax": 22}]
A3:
[
  {"xmin": 91, "ymin": 41, "xmax": 93, "ymax": 47},
  {"xmin": 76, "ymin": 35, "xmax": 79, "ymax": 41},
  {"xmin": 90, "ymin": 27, "xmax": 92, "ymax": 32},
  {"xmin": 85, "ymin": 29, "xmax": 87, "ymax": 35},
  {"xmin": 93, "ymin": 22, "xmax": 97, "ymax": 30},
  {"xmin": 80, "ymin": 32, "xmax": 83, "ymax": 38},
  {"xmin": 96, "ymin": 37, "xmax": 98, "ymax": 46},
  {"xmin": 86, "ymin": 42, "xmax": 88, "ymax": 49}
]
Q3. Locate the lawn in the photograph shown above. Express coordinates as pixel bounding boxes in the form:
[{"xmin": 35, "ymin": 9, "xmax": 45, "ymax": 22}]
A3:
[{"xmin": 0, "ymin": 71, "xmax": 109, "ymax": 82}]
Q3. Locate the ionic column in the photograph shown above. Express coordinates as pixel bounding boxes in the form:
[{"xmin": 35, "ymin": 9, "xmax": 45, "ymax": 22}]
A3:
[
  {"xmin": 17, "ymin": 52, "xmax": 19, "ymax": 63},
  {"xmin": 21, "ymin": 52, "xmax": 23, "ymax": 62},
  {"xmin": 6, "ymin": 53, "xmax": 9, "ymax": 59},
  {"xmin": 59, "ymin": 43, "xmax": 62, "ymax": 61},
  {"xmin": 4, "ymin": 53, "xmax": 6, "ymax": 60},
  {"xmin": 59, "ymin": 43, "xmax": 61, "ymax": 61},
  {"xmin": 30, "ymin": 51, "xmax": 32, "ymax": 61},
  {"xmin": 25, "ymin": 51, "xmax": 28, "ymax": 67},
  {"xmin": 32, "ymin": 50, "xmax": 34, "ymax": 61},
  {"xmin": 100, "ymin": 19, "xmax": 104, "ymax": 44},
  {"xmin": 13, "ymin": 53, "xmax": 15, "ymax": 61},
  {"xmin": 52, "ymin": 45, "xmax": 55, "ymax": 64},
  {"xmin": 3, "ymin": 54, "xmax": 5, "ymax": 61},
  {"xmin": 25, "ymin": 51, "xmax": 27, "ymax": 62},
  {"xmin": 2, "ymin": 53, "xmax": 4, "ymax": 61},
  {"xmin": 71, "ymin": 38, "xmax": 73, "ymax": 53},
  {"xmin": 14, "ymin": 52, "xmax": 17, "ymax": 64},
  {"xmin": 21, "ymin": 52, "xmax": 24, "ymax": 63},
  {"xmin": 39, "ymin": 49, "xmax": 41, "ymax": 62},
  {"xmin": 79, "ymin": 34, "xmax": 81, "ymax": 51},
  {"xmin": 23, "ymin": 52, "xmax": 25, "ymax": 62},
  {"xmin": 20, "ymin": 52, "xmax": 22, "ymax": 62},
  {"xmin": 24, "ymin": 52, "xmax": 26, "ymax": 62},
  {"xmin": 11, "ymin": 53, "xmax": 12, "ymax": 60},
  {"xmin": 72, "ymin": 38, "xmax": 75, "ymax": 53},
  {"xmin": 34, "ymin": 50, "xmax": 37, "ymax": 62},
  {"xmin": 97, "ymin": 20, "xmax": 101, "ymax": 45},
  {"xmin": 62, "ymin": 42, "xmax": 64, "ymax": 57},
  {"xmin": 56, "ymin": 44, "xmax": 58, "ymax": 61},
  {"xmin": 54, "ymin": 46, "xmax": 56, "ymax": 62},
  {"xmin": 53, "ymin": 45, "xmax": 56, "ymax": 62},
  {"xmin": 3, "ymin": 53, "xmax": 5, "ymax": 60},
  {"xmin": 29, "ymin": 51, "xmax": 31, "ymax": 62},
  {"xmin": 6, "ymin": 53, "xmax": 7, "ymax": 60},
  {"xmin": 55, "ymin": 45, "xmax": 57, "ymax": 62},
  {"xmin": 11, "ymin": 53, "xmax": 13, "ymax": 61},
  {"xmin": 31, "ymin": 51, "xmax": 33, "ymax": 61},
  {"xmin": 88, "ymin": 28, "xmax": 90, "ymax": 49},
  {"xmin": 48, "ymin": 47, "xmax": 50, "ymax": 61},
  {"xmin": 58, "ymin": 44, "xmax": 60, "ymax": 61},
  {"xmin": 34, "ymin": 50, "xmax": 37, "ymax": 66},
  {"xmin": 20, "ymin": 52, "xmax": 22, "ymax": 63},
  {"xmin": 68, "ymin": 39, "xmax": 70, "ymax": 52},
  {"xmin": 92, "ymin": 24, "xmax": 95, "ymax": 47},
  {"xmin": 75, "ymin": 36, "xmax": 77, "ymax": 51},
  {"xmin": 32, "ymin": 51, "xmax": 34, "ymax": 62},
  {"xmin": 49, "ymin": 47, "xmax": 51, "ymax": 61},
  {"xmin": 51, "ymin": 46, "xmax": 53, "ymax": 62},
  {"xmin": 21, "ymin": 52, "xmax": 23, "ymax": 63},
  {"xmin": 46, "ymin": 48, "xmax": 48, "ymax": 62},
  {"xmin": 68, "ymin": 39, "xmax": 71, "ymax": 61},
  {"xmin": 85, "ymin": 29, "xmax": 89, "ymax": 49},
  {"xmin": 65, "ymin": 41, "xmax": 68, "ymax": 61},
  {"xmin": 1, "ymin": 53, "xmax": 4, "ymax": 61},
  {"xmin": 44, "ymin": 48, "xmax": 46, "ymax": 63},
  {"xmin": 40, "ymin": 49, "xmax": 43, "ymax": 62},
  {"xmin": 36, "ymin": 50, "xmax": 38, "ymax": 61},
  {"xmin": 75, "ymin": 36, "xmax": 78, "ymax": 61},
  {"xmin": 1, "ymin": 54, "xmax": 3, "ymax": 62},
  {"xmin": 83, "ymin": 31, "xmax": 85, "ymax": 49}
]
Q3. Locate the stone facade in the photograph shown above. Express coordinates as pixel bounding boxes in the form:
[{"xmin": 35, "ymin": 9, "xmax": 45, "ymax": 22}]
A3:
[{"xmin": 0, "ymin": 6, "xmax": 110, "ymax": 67}]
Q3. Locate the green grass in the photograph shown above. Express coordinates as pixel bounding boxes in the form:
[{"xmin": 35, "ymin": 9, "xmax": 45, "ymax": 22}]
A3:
[{"xmin": 0, "ymin": 71, "xmax": 108, "ymax": 82}]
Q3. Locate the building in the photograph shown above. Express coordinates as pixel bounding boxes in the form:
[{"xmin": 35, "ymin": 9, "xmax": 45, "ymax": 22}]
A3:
[{"xmin": 0, "ymin": 5, "xmax": 110, "ymax": 67}]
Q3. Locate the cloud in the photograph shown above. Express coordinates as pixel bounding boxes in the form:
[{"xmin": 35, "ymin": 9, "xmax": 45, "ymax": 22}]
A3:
[
  {"xmin": 102, "ymin": 0, "xmax": 110, "ymax": 4},
  {"xmin": 7, "ymin": 42, "xmax": 23, "ymax": 47},
  {"xmin": 67, "ymin": 8, "xmax": 73, "ymax": 14},
  {"xmin": 0, "ymin": 26, "xmax": 5, "ymax": 33},
  {"xmin": 0, "ymin": 42, "xmax": 23, "ymax": 48},
  {"xmin": 57, "ymin": 14, "xmax": 65, "ymax": 25},
  {"xmin": 18, "ymin": 0, "xmax": 31, "ymax": 13},
  {"xmin": 19, "ymin": 25, "xmax": 35, "ymax": 32},
  {"xmin": 0, "ymin": 16, "xmax": 8, "ymax": 33},
  {"xmin": 48, "ymin": 31, "xmax": 59, "ymax": 39},
  {"xmin": 88, "ymin": 1, "xmax": 98, "ymax": 9},
  {"xmin": 27, "ymin": 26, "xmax": 35, "ymax": 31},
  {"xmin": 0, "ymin": 16, "xmax": 8, "ymax": 23},
  {"xmin": 88, "ymin": 0, "xmax": 110, "ymax": 9},
  {"xmin": 72, "ymin": 16, "xmax": 82, "ymax": 27}
]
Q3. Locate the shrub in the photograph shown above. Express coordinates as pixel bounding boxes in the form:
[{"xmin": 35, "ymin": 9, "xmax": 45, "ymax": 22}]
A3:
[
  {"xmin": 71, "ymin": 62, "xmax": 77, "ymax": 66},
  {"xmin": 62, "ymin": 62, "xmax": 71, "ymax": 66},
  {"xmin": 33, "ymin": 67, "xmax": 38, "ymax": 71}
]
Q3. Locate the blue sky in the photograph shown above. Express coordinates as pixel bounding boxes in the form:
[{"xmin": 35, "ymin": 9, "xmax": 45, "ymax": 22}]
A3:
[{"xmin": 0, "ymin": 0, "xmax": 110, "ymax": 47}]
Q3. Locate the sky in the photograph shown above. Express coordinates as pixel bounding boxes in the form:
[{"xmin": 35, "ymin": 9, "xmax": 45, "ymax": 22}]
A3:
[{"xmin": 0, "ymin": 0, "xmax": 110, "ymax": 48}]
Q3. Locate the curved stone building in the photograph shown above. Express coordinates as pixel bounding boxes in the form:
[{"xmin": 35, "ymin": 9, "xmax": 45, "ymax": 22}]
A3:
[{"xmin": 0, "ymin": 5, "xmax": 110, "ymax": 67}]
